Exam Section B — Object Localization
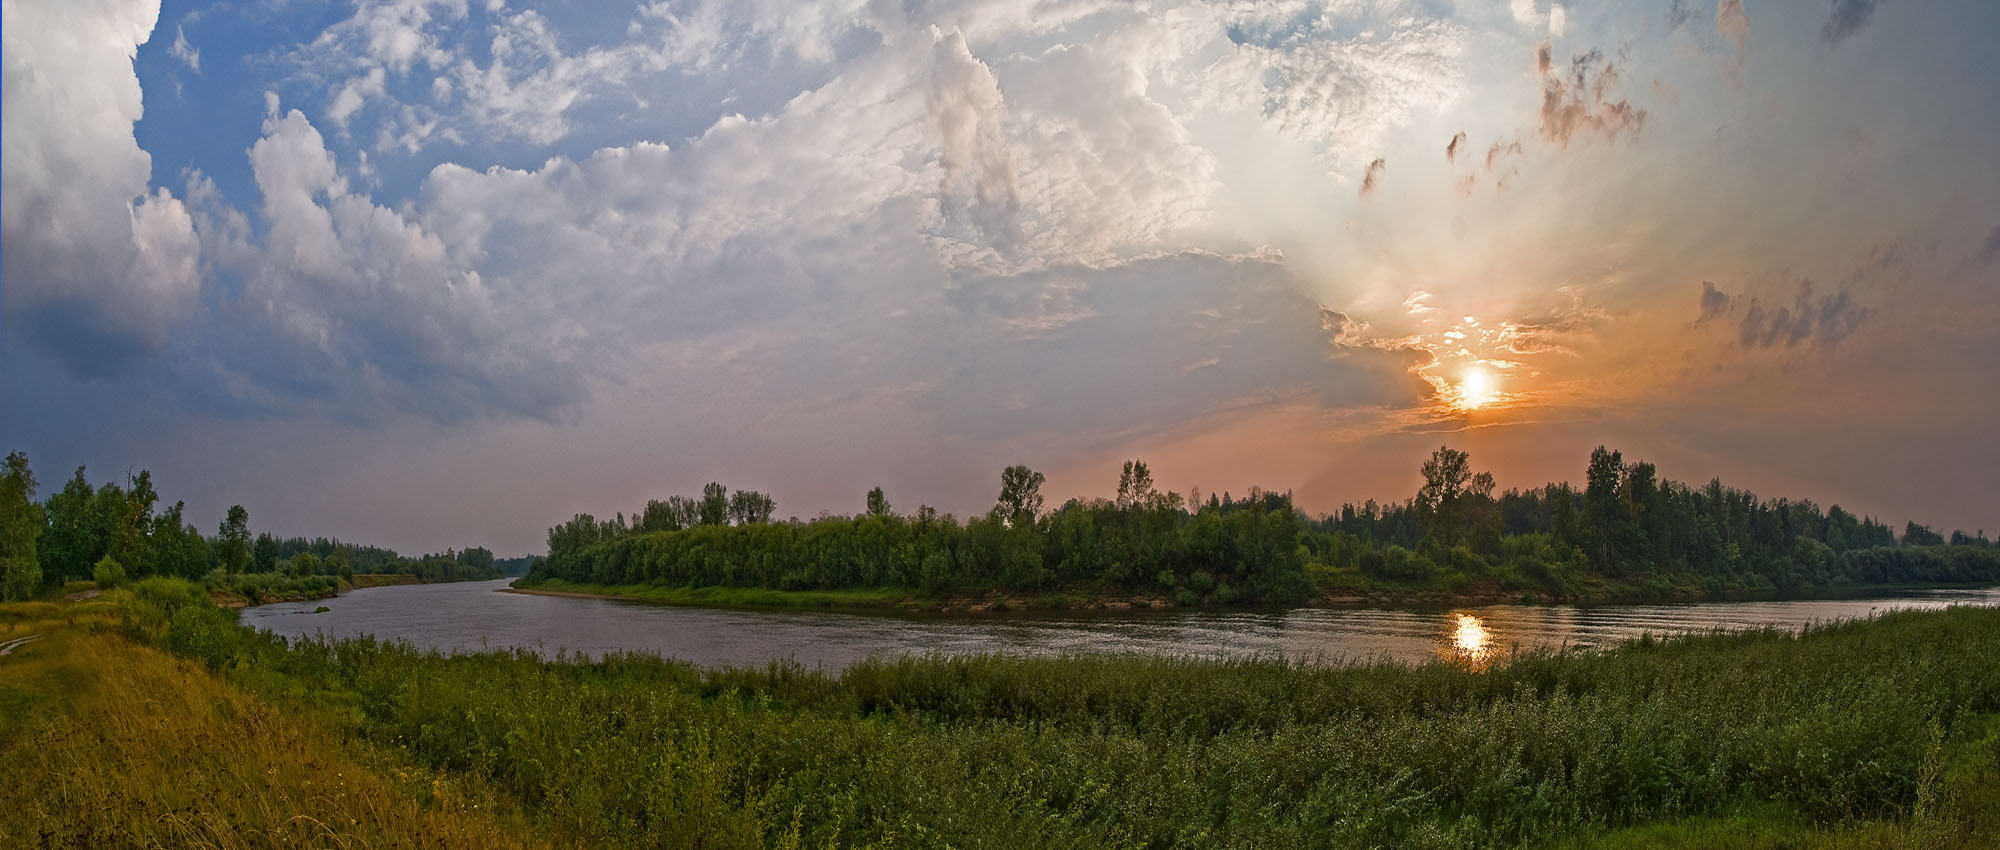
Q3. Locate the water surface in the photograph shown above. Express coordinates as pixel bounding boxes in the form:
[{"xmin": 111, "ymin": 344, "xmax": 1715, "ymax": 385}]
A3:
[{"xmin": 243, "ymin": 579, "xmax": 2000, "ymax": 670}]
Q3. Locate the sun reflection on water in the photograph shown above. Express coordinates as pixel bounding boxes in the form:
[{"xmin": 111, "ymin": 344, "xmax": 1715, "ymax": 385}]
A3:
[
  {"xmin": 1454, "ymin": 613, "xmax": 1488, "ymax": 653},
  {"xmin": 1441, "ymin": 612, "xmax": 1496, "ymax": 667}
]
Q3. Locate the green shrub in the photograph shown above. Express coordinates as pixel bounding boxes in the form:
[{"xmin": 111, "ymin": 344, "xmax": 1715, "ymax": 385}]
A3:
[
  {"xmin": 164, "ymin": 604, "xmax": 242, "ymax": 669},
  {"xmin": 92, "ymin": 556, "xmax": 126, "ymax": 589}
]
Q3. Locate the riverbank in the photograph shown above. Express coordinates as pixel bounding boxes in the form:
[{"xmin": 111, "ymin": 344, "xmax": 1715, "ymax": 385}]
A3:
[
  {"xmin": 203, "ymin": 572, "xmax": 420, "ymax": 608},
  {"xmin": 506, "ymin": 575, "xmax": 2000, "ymax": 614},
  {"xmin": 10, "ymin": 581, "xmax": 2000, "ymax": 848}
]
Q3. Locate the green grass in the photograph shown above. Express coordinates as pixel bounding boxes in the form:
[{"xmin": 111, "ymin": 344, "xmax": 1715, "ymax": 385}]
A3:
[{"xmin": 10, "ymin": 580, "xmax": 2000, "ymax": 848}]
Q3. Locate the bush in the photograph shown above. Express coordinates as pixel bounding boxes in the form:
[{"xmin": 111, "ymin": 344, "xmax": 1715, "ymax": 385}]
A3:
[
  {"xmin": 164, "ymin": 603, "xmax": 243, "ymax": 669},
  {"xmin": 92, "ymin": 556, "xmax": 126, "ymax": 589}
]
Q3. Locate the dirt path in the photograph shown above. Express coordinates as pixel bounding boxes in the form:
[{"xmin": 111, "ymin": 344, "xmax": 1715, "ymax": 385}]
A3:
[{"xmin": 0, "ymin": 633, "xmax": 41, "ymax": 656}]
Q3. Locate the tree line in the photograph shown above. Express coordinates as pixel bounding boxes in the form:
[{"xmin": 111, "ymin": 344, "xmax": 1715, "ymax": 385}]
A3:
[
  {"xmin": 526, "ymin": 449, "xmax": 1998, "ymax": 603},
  {"xmin": 0, "ymin": 452, "xmax": 503, "ymax": 600}
]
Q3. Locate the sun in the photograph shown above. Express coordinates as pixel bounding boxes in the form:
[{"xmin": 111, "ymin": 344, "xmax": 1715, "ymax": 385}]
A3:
[{"xmin": 1457, "ymin": 368, "xmax": 1496, "ymax": 410}]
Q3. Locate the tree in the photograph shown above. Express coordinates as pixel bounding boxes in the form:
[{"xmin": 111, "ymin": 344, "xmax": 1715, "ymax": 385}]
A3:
[
  {"xmin": 219, "ymin": 505, "xmax": 251, "ymax": 577},
  {"xmin": 640, "ymin": 498, "xmax": 685, "ymax": 533},
  {"xmin": 40, "ymin": 467, "xmax": 97, "ymax": 583},
  {"xmin": 0, "ymin": 452, "xmax": 43, "ymax": 600},
  {"xmin": 1116, "ymin": 461, "xmax": 1157, "ymax": 510},
  {"xmin": 699, "ymin": 483, "xmax": 730, "ymax": 526},
  {"xmin": 252, "ymin": 532, "xmax": 281, "ymax": 573},
  {"xmin": 995, "ymin": 465, "xmax": 1046, "ymax": 526},
  {"xmin": 328, "ymin": 544, "xmax": 355, "ymax": 582},
  {"xmin": 287, "ymin": 551, "xmax": 323, "ymax": 578},
  {"xmin": 728, "ymin": 489, "xmax": 775, "ymax": 525},
  {"xmin": 117, "ymin": 469, "xmax": 160, "ymax": 577},
  {"xmin": 1584, "ymin": 446, "xmax": 1624, "ymax": 565},
  {"xmin": 866, "ymin": 487, "xmax": 892, "ymax": 518},
  {"xmin": 1903, "ymin": 521, "xmax": 1945, "ymax": 547},
  {"xmin": 1417, "ymin": 446, "xmax": 1477, "ymax": 545}
]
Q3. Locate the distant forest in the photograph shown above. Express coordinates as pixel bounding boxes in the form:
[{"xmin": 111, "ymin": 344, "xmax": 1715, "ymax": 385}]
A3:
[
  {"xmin": 0, "ymin": 452, "xmax": 504, "ymax": 601},
  {"xmin": 528, "ymin": 446, "xmax": 1999, "ymax": 604}
]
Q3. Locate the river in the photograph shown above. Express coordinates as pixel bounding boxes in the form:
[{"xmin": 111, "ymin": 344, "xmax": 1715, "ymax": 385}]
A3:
[{"xmin": 240, "ymin": 578, "xmax": 2000, "ymax": 670}]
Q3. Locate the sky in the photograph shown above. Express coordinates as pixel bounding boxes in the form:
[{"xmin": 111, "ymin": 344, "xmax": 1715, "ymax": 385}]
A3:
[{"xmin": 4, "ymin": 0, "xmax": 1997, "ymax": 557}]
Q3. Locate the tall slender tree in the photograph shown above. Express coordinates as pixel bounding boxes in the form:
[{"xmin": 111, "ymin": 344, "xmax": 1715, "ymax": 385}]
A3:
[
  {"xmin": 219, "ymin": 505, "xmax": 251, "ymax": 577},
  {"xmin": 0, "ymin": 453, "xmax": 43, "ymax": 600}
]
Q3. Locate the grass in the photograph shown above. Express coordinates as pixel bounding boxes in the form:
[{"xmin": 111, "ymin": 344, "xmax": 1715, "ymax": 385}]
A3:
[
  {"xmin": 0, "ymin": 607, "xmax": 556, "ymax": 848},
  {"xmin": 7, "ymin": 580, "xmax": 2000, "ymax": 848}
]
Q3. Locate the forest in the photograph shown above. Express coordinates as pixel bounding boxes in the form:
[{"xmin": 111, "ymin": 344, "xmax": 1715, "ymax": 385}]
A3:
[
  {"xmin": 0, "ymin": 451, "xmax": 504, "ymax": 602},
  {"xmin": 525, "ymin": 446, "xmax": 1999, "ymax": 605}
]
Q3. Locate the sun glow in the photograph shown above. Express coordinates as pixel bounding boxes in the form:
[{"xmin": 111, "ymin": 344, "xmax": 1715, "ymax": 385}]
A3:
[{"xmin": 1457, "ymin": 368, "xmax": 1496, "ymax": 410}]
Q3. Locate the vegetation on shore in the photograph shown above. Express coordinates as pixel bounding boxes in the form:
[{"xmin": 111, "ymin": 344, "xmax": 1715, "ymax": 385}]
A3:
[
  {"xmin": 6, "ymin": 579, "xmax": 2000, "ymax": 848},
  {"xmin": 0, "ymin": 451, "xmax": 510, "ymax": 603},
  {"xmin": 522, "ymin": 446, "xmax": 1998, "ymax": 609}
]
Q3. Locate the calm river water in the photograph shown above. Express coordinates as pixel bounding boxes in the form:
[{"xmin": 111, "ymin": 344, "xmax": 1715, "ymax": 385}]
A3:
[{"xmin": 241, "ymin": 579, "xmax": 2000, "ymax": 670}]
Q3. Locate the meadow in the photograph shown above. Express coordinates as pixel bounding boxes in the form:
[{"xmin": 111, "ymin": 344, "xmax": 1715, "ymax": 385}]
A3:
[{"xmin": 3, "ymin": 577, "xmax": 1998, "ymax": 847}]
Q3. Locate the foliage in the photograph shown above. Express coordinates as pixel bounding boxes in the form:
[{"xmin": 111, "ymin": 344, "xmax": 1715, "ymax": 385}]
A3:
[
  {"xmin": 0, "ymin": 451, "xmax": 507, "ymax": 604},
  {"xmin": 529, "ymin": 446, "xmax": 2000, "ymax": 606},
  {"xmin": 91, "ymin": 555, "xmax": 125, "ymax": 589},
  {"xmin": 111, "ymin": 593, "xmax": 2000, "ymax": 850},
  {"xmin": 0, "ymin": 452, "xmax": 42, "ymax": 600}
]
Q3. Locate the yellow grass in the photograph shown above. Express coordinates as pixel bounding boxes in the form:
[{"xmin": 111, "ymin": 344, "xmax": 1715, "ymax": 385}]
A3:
[{"xmin": 0, "ymin": 621, "xmax": 562, "ymax": 849}]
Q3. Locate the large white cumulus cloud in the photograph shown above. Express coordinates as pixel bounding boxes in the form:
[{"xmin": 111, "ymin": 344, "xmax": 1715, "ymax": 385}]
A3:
[
  {"xmin": 6, "ymin": 0, "xmax": 1474, "ymax": 433},
  {"xmin": 3, "ymin": 0, "xmax": 200, "ymax": 375}
]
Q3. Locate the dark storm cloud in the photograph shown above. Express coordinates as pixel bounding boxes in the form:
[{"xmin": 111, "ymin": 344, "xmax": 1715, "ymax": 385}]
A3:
[
  {"xmin": 1537, "ymin": 44, "xmax": 1647, "ymax": 148},
  {"xmin": 1822, "ymin": 0, "xmax": 1884, "ymax": 45},
  {"xmin": 1361, "ymin": 158, "xmax": 1387, "ymax": 196},
  {"xmin": 1732, "ymin": 278, "xmax": 1871, "ymax": 350},
  {"xmin": 1446, "ymin": 131, "xmax": 1467, "ymax": 163},
  {"xmin": 1698, "ymin": 280, "xmax": 1733, "ymax": 322}
]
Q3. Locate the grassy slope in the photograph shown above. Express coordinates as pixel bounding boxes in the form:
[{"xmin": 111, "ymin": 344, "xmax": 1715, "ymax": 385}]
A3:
[{"xmin": 0, "ymin": 610, "xmax": 556, "ymax": 849}]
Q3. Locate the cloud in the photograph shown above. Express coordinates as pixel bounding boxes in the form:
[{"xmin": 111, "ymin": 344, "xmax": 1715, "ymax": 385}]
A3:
[
  {"xmin": 1446, "ymin": 130, "xmax": 1466, "ymax": 163},
  {"xmin": 170, "ymin": 24, "xmax": 199, "ymax": 72},
  {"xmin": 910, "ymin": 253, "xmax": 1420, "ymax": 443},
  {"xmin": 1822, "ymin": 0, "xmax": 1883, "ymax": 45},
  {"xmin": 1510, "ymin": 0, "xmax": 1543, "ymax": 29},
  {"xmin": 2, "ymin": 0, "xmax": 202, "ymax": 377},
  {"xmin": 1199, "ymin": 4, "xmax": 1464, "ymax": 172},
  {"xmin": 1548, "ymin": 4, "xmax": 1569, "ymax": 37},
  {"xmin": 1698, "ymin": 280, "xmax": 1734, "ymax": 324},
  {"xmin": 1537, "ymin": 43, "xmax": 1647, "ymax": 148},
  {"xmin": 1490, "ymin": 297, "xmax": 1608, "ymax": 356},
  {"xmin": 1360, "ymin": 157, "xmax": 1387, "ymax": 196},
  {"xmin": 1667, "ymin": 0, "xmax": 1698, "ymax": 31},
  {"xmin": 1978, "ymin": 225, "xmax": 2000, "ymax": 267},
  {"xmin": 929, "ymin": 28, "xmax": 1019, "ymax": 250},
  {"xmin": 1729, "ymin": 278, "xmax": 1871, "ymax": 350},
  {"xmin": 1717, "ymin": 0, "xmax": 1751, "ymax": 57}
]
